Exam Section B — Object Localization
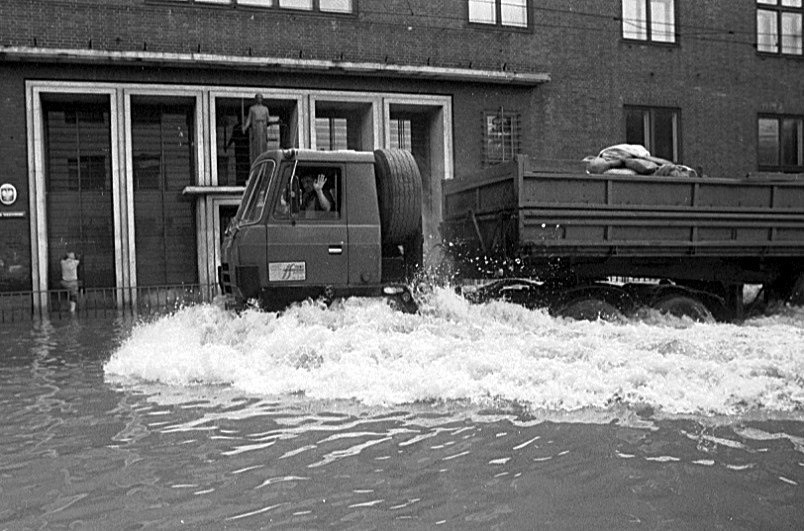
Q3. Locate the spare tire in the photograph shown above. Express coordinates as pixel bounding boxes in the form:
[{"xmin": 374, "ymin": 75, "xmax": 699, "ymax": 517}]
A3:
[{"xmin": 374, "ymin": 149, "xmax": 422, "ymax": 244}]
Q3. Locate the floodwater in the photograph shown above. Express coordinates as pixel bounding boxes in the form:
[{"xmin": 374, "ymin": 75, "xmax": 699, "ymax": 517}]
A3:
[{"xmin": 1, "ymin": 289, "xmax": 803, "ymax": 529}]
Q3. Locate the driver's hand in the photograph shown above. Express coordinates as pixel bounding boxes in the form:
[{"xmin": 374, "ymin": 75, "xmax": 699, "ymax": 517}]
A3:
[{"xmin": 314, "ymin": 174, "xmax": 326, "ymax": 192}]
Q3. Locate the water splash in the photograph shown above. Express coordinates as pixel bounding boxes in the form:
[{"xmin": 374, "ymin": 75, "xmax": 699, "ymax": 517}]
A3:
[{"xmin": 104, "ymin": 288, "xmax": 804, "ymax": 417}]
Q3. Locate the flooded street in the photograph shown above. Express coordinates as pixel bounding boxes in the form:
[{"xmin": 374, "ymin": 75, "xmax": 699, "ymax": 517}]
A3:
[{"xmin": 1, "ymin": 290, "xmax": 803, "ymax": 529}]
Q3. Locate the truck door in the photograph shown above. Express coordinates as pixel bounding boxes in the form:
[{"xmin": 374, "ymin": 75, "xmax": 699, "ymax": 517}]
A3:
[{"xmin": 266, "ymin": 162, "xmax": 348, "ymax": 288}]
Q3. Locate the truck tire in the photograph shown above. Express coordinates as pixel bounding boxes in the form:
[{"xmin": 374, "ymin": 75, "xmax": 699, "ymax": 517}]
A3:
[
  {"xmin": 374, "ymin": 149, "xmax": 422, "ymax": 245},
  {"xmin": 652, "ymin": 295, "xmax": 714, "ymax": 322},
  {"xmin": 555, "ymin": 297, "xmax": 624, "ymax": 322}
]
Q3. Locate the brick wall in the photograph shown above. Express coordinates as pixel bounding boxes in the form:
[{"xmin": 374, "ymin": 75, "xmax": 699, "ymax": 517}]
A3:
[
  {"xmin": 1, "ymin": 1, "xmax": 803, "ymax": 291},
  {"xmin": 0, "ymin": 67, "xmax": 29, "ymax": 290},
  {"xmin": 0, "ymin": 1, "xmax": 802, "ymax": 175}
]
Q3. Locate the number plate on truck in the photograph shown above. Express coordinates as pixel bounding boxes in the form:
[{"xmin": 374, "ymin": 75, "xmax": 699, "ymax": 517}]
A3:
[{"xmin": 269, "ymin": 262, "xmax": 306, "ymax": 282}]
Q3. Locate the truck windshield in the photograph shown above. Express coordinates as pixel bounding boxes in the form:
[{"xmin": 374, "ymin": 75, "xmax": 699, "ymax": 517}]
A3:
[{"xmin": 235, "ymin": 160, "xmax": 277, "ymax": 225}]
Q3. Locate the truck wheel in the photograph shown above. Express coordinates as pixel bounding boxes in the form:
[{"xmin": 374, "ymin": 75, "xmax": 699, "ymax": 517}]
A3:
[
  {"xmin": 555, "ymin": 297, "xmax": 624, "ymax": 322},
  {"xmin": 374, "ymin": 149, "xmax": 422, "ymax": 244},
  {"xmin": 652, "ymin": 295, "xmax": 714, "ymax": 322}
]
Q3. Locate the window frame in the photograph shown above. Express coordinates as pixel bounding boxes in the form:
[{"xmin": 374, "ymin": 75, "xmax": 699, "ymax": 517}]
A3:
[
  {"xmin": 467, "ymin": 0, "xmax": 530, "ymax": 30},
  {"xmin": 238, "ymin": 159, "xmax": 278, "ymax": 225},
  {"xmin": 621, "ymin": 0, "xmax": 678, "ymax": 45},
  {"xmin": 624, "ymin": 105, "xmax": 681, "ymax": 162},
  {"xmin": 152, "ymin": 0, "xmax": 357, "ymax": 15},
  {"xmin": 482, "ymin": 108, "xmax": 521, "ymax": 166},
  {"xmin": 756, "ymin": 0, "xmax": 803, "ymax": 56},
  {"xmin": 272, "ymin": 162, "xmax": 343, "ymax": 221},
  {"xmin": 314, "ymin": 117, "xmax": 350, "ymax": 151},
  {"xmin": 757, "ymin": 114, "xmax": 804, "ymax": 172}
]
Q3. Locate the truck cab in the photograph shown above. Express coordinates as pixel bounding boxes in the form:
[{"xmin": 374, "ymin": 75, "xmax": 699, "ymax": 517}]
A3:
[{"xmin": 219, "ymin": 149, "xmax": 420, "ymax": 312}]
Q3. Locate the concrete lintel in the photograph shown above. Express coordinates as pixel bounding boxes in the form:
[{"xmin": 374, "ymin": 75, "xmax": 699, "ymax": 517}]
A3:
[
  {"xmin": 1, "ymin": 46, "xmax": 551, "ymax": 86},
  {"xmin": 183, "ymin": 186, "xmax": 246, "ymax": 196}
]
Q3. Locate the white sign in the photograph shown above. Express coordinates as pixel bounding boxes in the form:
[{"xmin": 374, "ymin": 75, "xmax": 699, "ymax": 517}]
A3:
[
  {"xmin": 0, "ymin": 183, "xmax": 17, "ymax": 206},
  {"xmin": 269, "ymin": 261, "xmax": 306, "ymax": 282}
]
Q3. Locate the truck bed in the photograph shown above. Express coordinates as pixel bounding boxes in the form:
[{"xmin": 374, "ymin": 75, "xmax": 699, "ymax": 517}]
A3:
[{"xmin": 443, "ymin": 157, "xmax": 804, "ymax": 260}]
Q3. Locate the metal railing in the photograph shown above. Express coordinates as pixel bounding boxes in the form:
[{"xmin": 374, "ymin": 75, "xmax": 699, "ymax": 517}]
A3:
[{"xmin": 0, "ymin": 284, "xmax": 219, "ymax": 323}]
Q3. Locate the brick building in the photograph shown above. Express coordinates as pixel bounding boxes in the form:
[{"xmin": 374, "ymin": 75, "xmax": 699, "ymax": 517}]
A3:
[{"xmin": 0, "ymin": 1, "xmax": 801, "ymax": 307}]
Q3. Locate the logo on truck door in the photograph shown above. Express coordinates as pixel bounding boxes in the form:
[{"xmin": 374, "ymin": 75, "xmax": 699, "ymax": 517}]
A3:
[{"xmin": 269, "ymin": 261, "xmax": 306, "ymax": 282}]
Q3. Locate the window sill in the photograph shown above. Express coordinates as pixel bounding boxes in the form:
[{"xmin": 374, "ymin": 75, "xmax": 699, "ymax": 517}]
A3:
[
  {"xmin": 182, "ymin": 186, "xmax": 246, "ymax": 196},
  {"xmin": 620, "ymin": 38, "xmax": 679, "ymax": 48},
  {"xmin": 756, "ymin": 51, "xmax": 804, "ymax": 59},
  {"xmin": 467, "ymin": 21, "xmax": 532, "ymax": 34}
]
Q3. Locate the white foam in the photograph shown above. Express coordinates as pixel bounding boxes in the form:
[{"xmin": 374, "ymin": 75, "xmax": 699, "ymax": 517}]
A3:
[{"xmin": 104, "ymin": 289, "xmax": 804, "ymax": 417}]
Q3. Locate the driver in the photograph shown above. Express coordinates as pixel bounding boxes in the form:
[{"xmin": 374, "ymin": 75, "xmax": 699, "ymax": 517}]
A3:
[{"xmin": 300, "ymin": 173, "xmax": 334, "ymax": 212}]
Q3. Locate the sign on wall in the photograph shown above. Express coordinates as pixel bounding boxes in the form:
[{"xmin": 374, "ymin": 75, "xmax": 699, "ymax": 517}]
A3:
[
  {"xmin": 0, "ymin": 183, "xmax": 24, "ymax": 218},
  {"xmin": 0, "ymin": 183, "xmax": 17, "ymax": 206}
]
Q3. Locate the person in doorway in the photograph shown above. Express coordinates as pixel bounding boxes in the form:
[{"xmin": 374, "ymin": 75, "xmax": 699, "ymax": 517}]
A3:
[
  {"xmin": 243, "ymin": 94, "xmax": 278, "ymax": 164},
  {"xmin": 60, "ymin": 251, "xmax": 80, "ymax": 313},
  {"xmin": 225, "ymin": 116, "xmax": 250, "ymax": 185},
  {"xmin": 301, "ymin": 173, "xmax": 334, "ymax": 212}
]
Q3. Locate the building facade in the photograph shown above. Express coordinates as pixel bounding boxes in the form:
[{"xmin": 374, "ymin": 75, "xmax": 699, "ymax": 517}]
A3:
[{"xmin": 0, "ymin": 1, "xmax": 802, "ymax": 304}]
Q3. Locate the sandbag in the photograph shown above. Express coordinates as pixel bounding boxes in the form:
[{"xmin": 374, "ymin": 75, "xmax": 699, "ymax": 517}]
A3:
[
  {"xmin": 584, "ymin": 156, "xmax": 621, "ymax": 174},
  {"xmin": 624, "ymin": 157, "xmax": 660, "ymax": 175},
  {"xmin": 655, "ymin": 163, "xmax": 699, "ymax": 178},
  {"xmin": 599, "ymin": 144, "xmax": 651, "ymax": 160},
  {"xmin": 604, "ymin": 167, "xmax": 638, "ymax": 175}
]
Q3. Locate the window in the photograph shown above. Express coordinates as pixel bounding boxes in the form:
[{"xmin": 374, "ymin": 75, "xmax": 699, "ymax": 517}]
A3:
[
  {"xmin": 758, "ymin": 115, "xmax": 803, "ymax": 171},
  {"xmin": 241, "ymin": 160, "xmax": 277, "ymax": 223},
  {"xmin": 468, "ymin": 0, "xmax": 528, "ymax": 28},
  {"xmin": 274, "ymin": 164, "xmax": 342, "ymax": 220},
  {"xmin": 171, "ymin": 0, "xmax": 354, "ymax": 13},
  {"xmin": 43, "ymin": 99, "xmax": 116, "ymax": 289},
  {"xmin": 215, "ymin": 97, "xmax": 285, "ymax": 186},
  {"xmin": 483, "ymin": 109, "xmax": 520, "ymax": 165},
  {"xmin": 278, "ymin": 0, "xmax": 312, "ymax": 8},
  {"xmin": 624, "ymin": 106, "xmax": 679, "ymax": 161},
  {"xmin": 622, "ymin": 0, "xmax": 676, "ymax": 43},
  {"xmin": 319, "ymin": 0, "xmax": 352, "ymax": 13},
  {"xmin": 131, "ymin": 98, "xmax": 199, "ymax": 286},
  {"xmin": 390, "ymin": 119, "xmax": 412, "ymax": 151},
  {"xmin": 315, "ymin": 118, "xmax": 348, "ymax": 150},
  {"xmin": 757, "ymin": 0, "xmax": 803, "ymax": 55}
]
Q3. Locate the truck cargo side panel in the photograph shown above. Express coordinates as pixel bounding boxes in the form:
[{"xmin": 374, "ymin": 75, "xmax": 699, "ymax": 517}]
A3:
[{"xmin": 443, "ymin": 156, "xmax": 804, "ymax": 288}]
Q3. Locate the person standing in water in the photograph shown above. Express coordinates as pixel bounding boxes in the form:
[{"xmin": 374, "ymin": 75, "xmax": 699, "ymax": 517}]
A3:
[{"xmin": 60, "ymin": 251, "xmax": 80, "ymax": 313}]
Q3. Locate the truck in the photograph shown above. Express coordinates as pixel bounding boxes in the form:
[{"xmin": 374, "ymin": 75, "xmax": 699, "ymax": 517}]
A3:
[
  {"xmin": 219, "ymin": 148, "xmax": 804, "ymax": 321},
  {"xmin": 219, "ymin": 149, "xmax": 423, "ymax": 313}
]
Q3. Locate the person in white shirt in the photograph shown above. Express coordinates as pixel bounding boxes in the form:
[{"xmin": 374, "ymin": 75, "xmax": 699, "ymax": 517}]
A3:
[{"xmin": 60, "ymin": 251, "xmax": 80, "ymax": 313}]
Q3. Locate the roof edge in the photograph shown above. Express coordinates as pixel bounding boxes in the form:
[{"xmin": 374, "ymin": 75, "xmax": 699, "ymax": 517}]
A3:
[{"xmin": 0, "ymin": 46, "xmax": 551, "ymax": 86}]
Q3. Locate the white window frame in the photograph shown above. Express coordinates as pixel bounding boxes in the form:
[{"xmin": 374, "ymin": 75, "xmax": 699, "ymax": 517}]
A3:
[
  {"xmin": 468, "ymin": 0, "xmax": 528, "ymax": 28},
  {"xmin": 482, "ymin": 109, "xmax": 521, "ymax": 166},
  {"xmin": 758, "ymin": 114, "xmax": 804, "ymax": 171},
  {"xmin": 624, "ymin": 105, "xmax": 680, "ymax": 162},
  {"xmin": 622, "ymin": 0, "xmax": 677, "ymax": 44},
  {"xmin": 757, "ymin": 0, "xmax": 803, "ymax": 55}
]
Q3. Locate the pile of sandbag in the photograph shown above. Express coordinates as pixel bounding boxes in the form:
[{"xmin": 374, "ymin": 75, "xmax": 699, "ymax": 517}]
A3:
[{"xmin": 583, "ymin": 144, "xmax": 698, "ymax": 178}]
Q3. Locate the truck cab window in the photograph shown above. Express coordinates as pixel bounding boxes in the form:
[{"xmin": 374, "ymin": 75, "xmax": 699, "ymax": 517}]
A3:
[
  {"xmin": 239, "ymin": 160, "xmax": 276, "ymax": 224},
  {"xmin": 274, "ymin": 164, "xmax": 341, "ymax": 220}
]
